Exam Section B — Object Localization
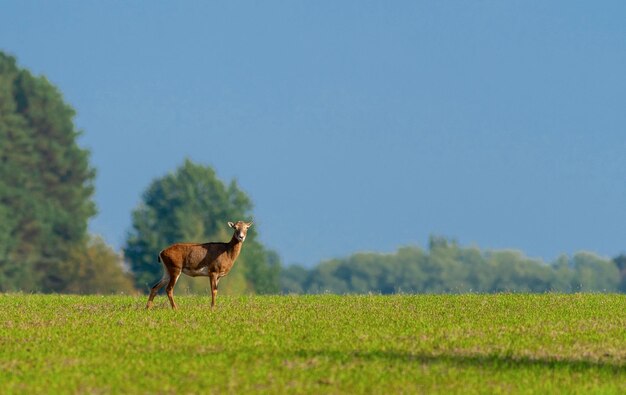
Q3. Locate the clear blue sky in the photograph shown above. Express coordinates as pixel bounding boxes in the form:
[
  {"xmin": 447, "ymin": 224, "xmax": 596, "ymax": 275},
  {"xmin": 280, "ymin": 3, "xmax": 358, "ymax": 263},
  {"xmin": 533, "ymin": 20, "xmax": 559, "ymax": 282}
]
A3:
[{"xmin": 3, "ymin": 2, "xmax": 625, "ymax": 266}]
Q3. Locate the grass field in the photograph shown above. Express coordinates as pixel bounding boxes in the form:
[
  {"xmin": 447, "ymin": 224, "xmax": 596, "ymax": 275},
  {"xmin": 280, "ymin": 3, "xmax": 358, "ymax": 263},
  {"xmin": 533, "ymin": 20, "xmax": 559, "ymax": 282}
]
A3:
[{"xmin": 1, "ymin": 293, "xmax": 625, "ymax": 394}]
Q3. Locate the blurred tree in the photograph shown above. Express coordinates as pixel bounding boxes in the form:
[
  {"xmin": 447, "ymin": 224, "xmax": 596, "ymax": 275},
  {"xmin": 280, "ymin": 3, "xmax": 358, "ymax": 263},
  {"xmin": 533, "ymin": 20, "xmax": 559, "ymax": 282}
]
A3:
[
  {"xmin": 570, "ymin": 252, "xmax": 619, "ymax": 292},
  {"xmin": 285, "ymin": 237, "xmax": 622, "ymax": 294},
  {"xmin": 428, "ymin": 237, "xmax": 470, "ymax": 292},
  {"xmin": 63, "ymin": 236, "xmax": 136, "ymax": 294},
  {"xmin": 484, "ymin": 250, "xmax": 554, "ymax": 292},
  {"xmin": 280, "ymin": 264, "xmax": 309, "ymax": 294},
  {"xmin": 124, "ymin": 159, "xmax": 280, "ymax": 294},
  {"xmin": 306, "ymin": 259, "xmax": 350, "ymax": 294},
  {"xmin": 392, "ymin": 246, "xmax": 428, "ymax": 293},
  {"xmin": 0, "ymin": 52, "xmax": 96, "ymax": 292},
  {"xmin": 551, "ymin": 255, "xmax": 575, "ymax": 292},
  {"xmin": 613, "ymin": 254, "xmax": 626, "ymax": 293}
]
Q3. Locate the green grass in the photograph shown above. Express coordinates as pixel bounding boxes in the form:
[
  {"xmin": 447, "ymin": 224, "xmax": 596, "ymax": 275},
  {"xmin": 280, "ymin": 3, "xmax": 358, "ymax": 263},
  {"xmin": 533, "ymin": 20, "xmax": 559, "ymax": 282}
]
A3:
[{"xmin": 1, "ymin": 294, "xmax": 624, "ymax": 394}]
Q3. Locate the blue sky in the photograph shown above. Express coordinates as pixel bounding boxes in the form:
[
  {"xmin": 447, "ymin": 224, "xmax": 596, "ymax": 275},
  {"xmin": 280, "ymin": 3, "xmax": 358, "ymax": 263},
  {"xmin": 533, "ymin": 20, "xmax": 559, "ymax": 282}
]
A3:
[{"xmin": 3, "ymin": 1, "xmax": 625, "ymax": 266}]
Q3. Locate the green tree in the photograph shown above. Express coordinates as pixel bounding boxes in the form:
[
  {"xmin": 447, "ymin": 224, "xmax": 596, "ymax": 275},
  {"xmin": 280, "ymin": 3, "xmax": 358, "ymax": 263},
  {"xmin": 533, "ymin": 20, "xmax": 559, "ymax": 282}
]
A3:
[
  {"xmin": 63, "ymin": 236, "xmax": 136, "ymax": 294},
  {"xmin": 283, "ymin": 236, "xmax": 622, "ymax": 295},
  {"xmin": 551, "ymin": 255, "xmax": 575, "ymax": 292},
  {"xmin": 124, "ymin": 159, "xmax": 280, "ymax": 294},
  {"xmin": 613, "ymin": 254, "xmax": 626, "ymax": 293},
  {"xmin": 392, "ymin": 246, "xmax": 429, "ymax": 293},
  {"xmin": 570, "ymin": 252, "xmax": 619, "ymax": 292},
  {"xmin": 0, "ymin": 52, "xmax": 96, "ymax": 292},
  {"xmin": 280, "ymin": 264, "xmax": 309, "ymax": 294}
]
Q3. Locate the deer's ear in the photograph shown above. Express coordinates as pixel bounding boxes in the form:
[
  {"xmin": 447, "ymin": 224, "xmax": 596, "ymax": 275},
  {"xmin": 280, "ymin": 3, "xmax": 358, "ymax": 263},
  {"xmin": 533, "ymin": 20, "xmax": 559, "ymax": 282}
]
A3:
[
  {"xmin": 228, "ymin": 222, "xmax": 235, "ymax": 228},
  {"xmin": 246, "ymin": 222, "xmax": 253, "ymax": 228}
]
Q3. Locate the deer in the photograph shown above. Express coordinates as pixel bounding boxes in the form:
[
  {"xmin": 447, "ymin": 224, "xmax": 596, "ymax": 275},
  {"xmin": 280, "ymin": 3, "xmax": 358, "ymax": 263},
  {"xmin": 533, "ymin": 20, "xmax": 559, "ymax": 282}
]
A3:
[{"xmin": 146, "ymin": 221, "xmax": 253, "ymax": 310}]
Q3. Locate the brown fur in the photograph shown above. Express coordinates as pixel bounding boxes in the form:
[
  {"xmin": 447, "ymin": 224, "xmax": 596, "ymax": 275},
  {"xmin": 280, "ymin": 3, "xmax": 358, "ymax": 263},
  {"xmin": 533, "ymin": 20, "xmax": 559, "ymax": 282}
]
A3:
[{"xmin": 146, "ymin": 221, "xmax": 252, "ymax": 309}]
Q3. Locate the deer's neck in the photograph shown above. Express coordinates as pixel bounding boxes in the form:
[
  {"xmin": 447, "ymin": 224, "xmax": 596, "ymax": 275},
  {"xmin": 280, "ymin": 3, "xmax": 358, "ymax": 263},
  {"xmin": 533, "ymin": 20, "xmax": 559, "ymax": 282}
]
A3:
[{"xmin": 228, "ymin": 236, "xmax": 243, "ymax": 261}]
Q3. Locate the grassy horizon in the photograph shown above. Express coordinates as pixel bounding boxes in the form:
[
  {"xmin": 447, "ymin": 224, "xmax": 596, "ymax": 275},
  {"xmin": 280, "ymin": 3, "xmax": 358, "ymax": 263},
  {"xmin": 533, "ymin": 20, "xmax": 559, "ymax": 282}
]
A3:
[{"xmin": 1, "ymin": 293, "xmax": 625, "ymax": 394}]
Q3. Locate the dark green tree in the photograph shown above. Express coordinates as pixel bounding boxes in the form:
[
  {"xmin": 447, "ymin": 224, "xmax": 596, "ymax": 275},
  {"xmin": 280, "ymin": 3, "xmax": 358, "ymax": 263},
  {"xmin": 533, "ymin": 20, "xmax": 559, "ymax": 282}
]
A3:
[
  {"xmin": 0, "ymin": 52, "xmax": 96, "ymax": 292},
  {"xmin": 124, "ymin": 159, "xmax": 280, "ymax": 294}
]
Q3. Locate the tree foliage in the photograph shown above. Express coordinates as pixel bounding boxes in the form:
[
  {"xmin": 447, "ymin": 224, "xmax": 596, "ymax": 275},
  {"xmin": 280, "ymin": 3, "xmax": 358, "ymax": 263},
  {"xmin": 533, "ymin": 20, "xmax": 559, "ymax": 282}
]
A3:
[
  {"xmin": 63, "ymin": 236, "xmax": 136, "ymax": 294},
  {"xmin": 124, "ymin": 159, "xmax": 280, "ymax": 294},
  {"xmin": 0, "ymin": 52, "xmax": 97, "ymax": 292},
  {"xmin": 612, "ymin": 254, "xmax": 626, "ymax": 293},
  {"xmin": 282, "ymin": 236, "xmax": 622, "ymax": 294}
]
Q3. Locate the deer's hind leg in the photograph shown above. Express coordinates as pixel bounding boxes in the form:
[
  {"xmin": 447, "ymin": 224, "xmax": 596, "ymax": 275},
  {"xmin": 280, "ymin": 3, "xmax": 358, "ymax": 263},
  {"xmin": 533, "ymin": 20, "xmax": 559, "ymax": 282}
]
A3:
[
  {"xmin": 146, "ymin": 271, "xmax": 170, "ymax": 309},
  {"xmin": 165, "ymin": 268, "xmax": 182, "ymax": 310}
]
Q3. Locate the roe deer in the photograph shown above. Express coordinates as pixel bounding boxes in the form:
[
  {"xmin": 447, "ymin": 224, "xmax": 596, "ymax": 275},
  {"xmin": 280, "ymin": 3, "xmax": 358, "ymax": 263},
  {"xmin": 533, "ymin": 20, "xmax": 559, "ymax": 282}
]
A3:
[{"xmin": 146, "ymin": 221, "xmax": 253, "ymax": 309}]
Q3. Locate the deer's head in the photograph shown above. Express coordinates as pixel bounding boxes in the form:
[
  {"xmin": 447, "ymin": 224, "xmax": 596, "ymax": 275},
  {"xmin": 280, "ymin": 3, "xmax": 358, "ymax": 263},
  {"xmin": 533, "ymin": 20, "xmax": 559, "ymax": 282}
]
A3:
[{"xmin": 228, "ymin": 221, "xmax": 253, "ymax": 242}]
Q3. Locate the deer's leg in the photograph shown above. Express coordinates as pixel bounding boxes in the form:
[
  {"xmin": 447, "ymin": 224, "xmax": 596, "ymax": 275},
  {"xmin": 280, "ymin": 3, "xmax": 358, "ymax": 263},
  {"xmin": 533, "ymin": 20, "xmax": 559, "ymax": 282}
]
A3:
[
  {"xmin": 210, "ymin": 274, "xmax": 218, "ymax": 309},
  {"xmin": 165, "ymin": 268, "xmax": 182, "ymax": 310},
  {"xmin": 146, "ymin": 270, "xmax": 170, "ymax": 309}
]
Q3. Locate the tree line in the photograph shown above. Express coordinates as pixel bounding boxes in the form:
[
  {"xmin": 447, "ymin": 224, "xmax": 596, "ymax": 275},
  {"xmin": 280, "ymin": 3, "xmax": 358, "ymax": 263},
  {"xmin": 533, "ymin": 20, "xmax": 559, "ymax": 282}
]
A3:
[
  {"xmin": 281, "ymin": 236, "xmax": 626, "ymax": 294},
  {"xmin": 1, "ymin": 51, "xmax": 624, "ymax": 295}
]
